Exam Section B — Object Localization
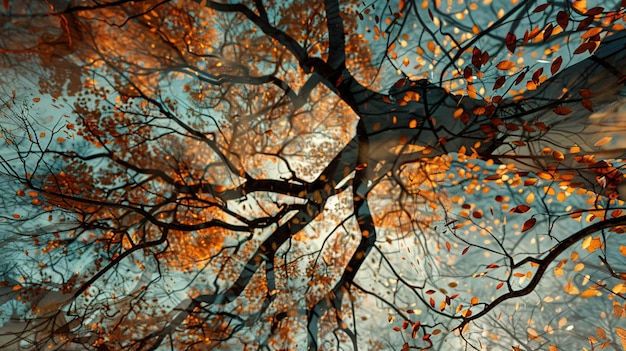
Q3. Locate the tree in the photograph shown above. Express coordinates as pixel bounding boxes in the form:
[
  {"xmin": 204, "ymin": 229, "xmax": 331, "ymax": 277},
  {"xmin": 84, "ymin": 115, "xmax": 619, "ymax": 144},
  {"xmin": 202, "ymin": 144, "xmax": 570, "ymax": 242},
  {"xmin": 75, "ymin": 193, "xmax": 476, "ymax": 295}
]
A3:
[{"xmin": 0, "ymin": 0, "xmax": 626, "ymax": 350}]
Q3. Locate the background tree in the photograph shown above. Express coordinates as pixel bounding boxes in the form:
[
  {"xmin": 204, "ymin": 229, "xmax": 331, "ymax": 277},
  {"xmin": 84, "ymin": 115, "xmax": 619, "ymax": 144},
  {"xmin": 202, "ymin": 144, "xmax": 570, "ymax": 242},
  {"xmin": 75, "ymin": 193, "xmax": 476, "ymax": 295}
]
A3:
[{"xmin": 0, "ymin": 0, "xmax": 626, "ymax": 350}]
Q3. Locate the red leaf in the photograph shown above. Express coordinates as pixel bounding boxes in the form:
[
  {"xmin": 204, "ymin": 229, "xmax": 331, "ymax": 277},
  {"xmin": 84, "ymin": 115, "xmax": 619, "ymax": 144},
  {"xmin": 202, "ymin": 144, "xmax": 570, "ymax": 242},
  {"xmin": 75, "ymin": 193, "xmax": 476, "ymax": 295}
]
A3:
[
  {"xmin": 582, "ymin": 99, "xmax": 593, "ymax": 111},
  {"xmin": 522, "ymin": 217, "xmax": 537, "ymax": 232},
  {"xmin": 411, "ymin": 321, "xmax": 421, "ymax": 338},
  {"xmin": 464, "ymin": 66, "xmax": 472, "ymax": 79},
  {"xmin": 579, "ymin": 88, "xmax": 593, "ymax": 98},
  {"xmin": 429, "ymin": 297, "xmax": 435, "ymax": 307},
  {"xmin": 335, "ymin": 74, "xmax": 343, "ymax": 87},
  {"xmin": 543, "ymin": 23, "xmax": 554, "ymax": 41},
  {"xmin": 487, "ymin": 263, "xmax": 499, "ymax": 269},
  {"xmin": 493, "ymin": 76, "xmax": 506, "ymax": 90},
  {"xmin": 574, "ymin": 41, "xmax": 597, "ymax": 54},
  {"xmin": 462, "ymin": 247, "xmax": 469, "ymax": 255},
  {"xmin": 472, "ymin": 47, "xmax": 482, "ymax": 69},
  {"xmin": 551, "ymin": 56, "xmax": 562, "ymax": 75},
  {"xmin": 533, "ymin": 3, "xmax": 550, "ymax": 12},
  {"xmin": 584, "ymin": 7, "xmax": 604, "ymax": 16},
  {"xmin": 577, "ymin": 16, "xmax": 594, "ymax": 31},
  {"xmin": 505, "ymin": 33, "xmax": 517, "ymax": 53},
  {"xmin": 496, "ymin": 282, "xmax": 504, "ymax": 289},
  {"xmin": 514, "ymin": 71, "xmax": 527, "ymax": 85},
  {"xmin": 556, "ymin": 11, "xmax": 569, "ymax": 30},
  {"xmin": 532, "ymin": 67, "xmax": 543, "ymax": 84},
  {"xmin": 393, "ymin": 78, "xmax": 407, "ymax": 89},
  {"xmin": 553, "ymin": 106, "xmax": 573, "ymax": 115},
  {"xmin": 510, "ymin": 205, "xmax": 531, "ymax": 214}
]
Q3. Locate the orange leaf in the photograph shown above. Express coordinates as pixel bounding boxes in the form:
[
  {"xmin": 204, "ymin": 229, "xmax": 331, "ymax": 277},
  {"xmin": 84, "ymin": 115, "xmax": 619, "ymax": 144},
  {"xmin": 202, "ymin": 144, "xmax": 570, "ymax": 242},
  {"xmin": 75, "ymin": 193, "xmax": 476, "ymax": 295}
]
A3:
[
  {"xmin": 593, "ymin": 136, "xmax": 612, "ymax": 147},
  {"xmin": 616, "ymin": 327, "xmax": 626, "ymax": 351},
  {"xmin": 552, "ymin": 151, "xmax": 565, "ymax": 162},
  {"xmin": 496, "ymin": 60, "xmax": 515, "ymax": 70},
  {"xmin": 581, "ymin": 27, "xmax": 603, "ymax": 39}
]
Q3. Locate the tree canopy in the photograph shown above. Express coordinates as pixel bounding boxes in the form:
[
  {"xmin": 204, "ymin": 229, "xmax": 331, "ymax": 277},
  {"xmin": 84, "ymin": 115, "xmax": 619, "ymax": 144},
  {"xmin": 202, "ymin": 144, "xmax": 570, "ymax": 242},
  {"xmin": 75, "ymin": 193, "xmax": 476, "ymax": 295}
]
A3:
[{"xmin": 1, "ymin": 0, "xmax": 626, "ymax": 350}]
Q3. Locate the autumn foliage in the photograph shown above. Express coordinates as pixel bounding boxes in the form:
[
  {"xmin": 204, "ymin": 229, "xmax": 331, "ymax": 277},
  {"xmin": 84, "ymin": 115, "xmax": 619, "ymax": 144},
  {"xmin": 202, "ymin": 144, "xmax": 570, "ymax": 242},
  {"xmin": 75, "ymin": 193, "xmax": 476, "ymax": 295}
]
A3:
[{"xmin": 0, "ymin": 0, "xmax": 626, "ymax": 350}]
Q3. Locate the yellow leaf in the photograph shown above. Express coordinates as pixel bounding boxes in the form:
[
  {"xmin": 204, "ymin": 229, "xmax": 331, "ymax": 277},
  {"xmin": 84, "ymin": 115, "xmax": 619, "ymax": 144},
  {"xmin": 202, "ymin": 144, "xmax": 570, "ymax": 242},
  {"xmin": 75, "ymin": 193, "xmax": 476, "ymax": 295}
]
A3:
[
  {"xmin": 572, "ymin": 0, "xmax": 586, "ymax": 13},
  {"xmin": 612, "ymin": 283, "xmax": 626, "ymax": 295},
  {"xmin": 582, "ymin": 236, "xmax": 602, "ymax": 252}
]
